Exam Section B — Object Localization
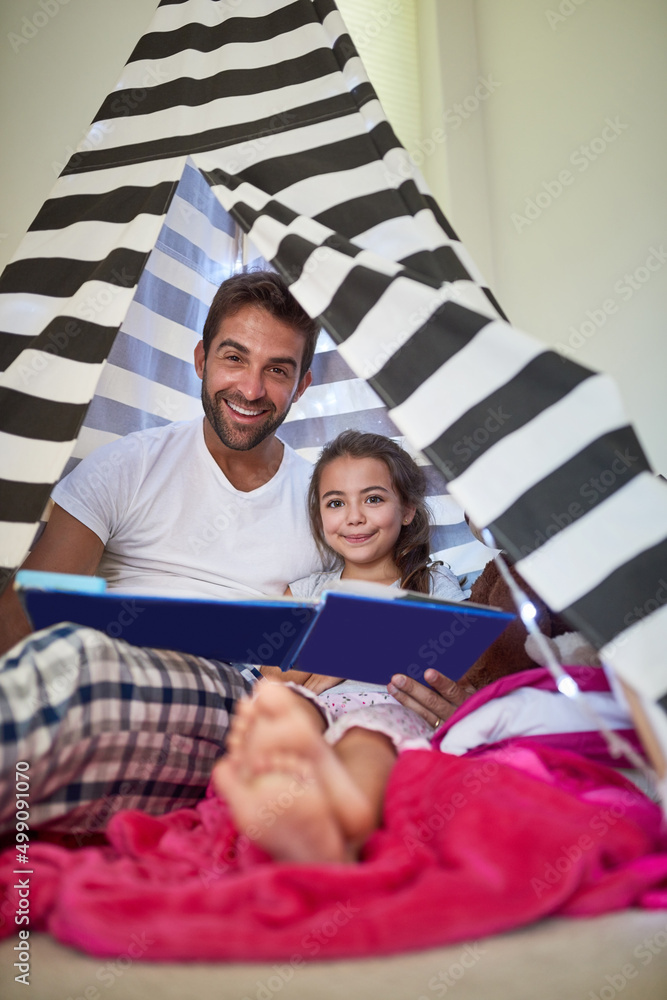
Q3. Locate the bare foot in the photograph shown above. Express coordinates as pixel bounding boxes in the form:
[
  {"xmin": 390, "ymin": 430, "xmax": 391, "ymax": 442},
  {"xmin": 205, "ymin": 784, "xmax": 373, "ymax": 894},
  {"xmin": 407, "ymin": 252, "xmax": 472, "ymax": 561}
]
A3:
[
  {"xmin": 213, "ymin": 683, "xmax": 376, "ymax": 862},
  {"xmin": 213, "ymin": 752, "xmax": 349, "ymax": 862}
]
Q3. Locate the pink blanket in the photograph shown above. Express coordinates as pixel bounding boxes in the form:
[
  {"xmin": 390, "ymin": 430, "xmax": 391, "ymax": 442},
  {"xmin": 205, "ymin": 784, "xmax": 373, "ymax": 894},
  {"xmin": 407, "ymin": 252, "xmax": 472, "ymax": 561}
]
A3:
[{"xmin": 2, "ymin": 736, "xmax": 667, "ymax": 960}]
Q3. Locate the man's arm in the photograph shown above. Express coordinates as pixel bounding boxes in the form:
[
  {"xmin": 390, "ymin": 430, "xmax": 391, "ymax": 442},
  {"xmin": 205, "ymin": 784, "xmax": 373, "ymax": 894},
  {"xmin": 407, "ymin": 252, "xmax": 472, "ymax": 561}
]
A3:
[{"xmin": 0, "ymin": 504, "xmax": 104, "ymax": 657}]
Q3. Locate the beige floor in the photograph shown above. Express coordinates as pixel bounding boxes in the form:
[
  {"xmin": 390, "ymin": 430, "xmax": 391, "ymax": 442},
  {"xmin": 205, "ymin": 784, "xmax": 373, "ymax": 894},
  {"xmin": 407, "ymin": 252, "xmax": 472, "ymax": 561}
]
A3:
[{"xmin": 2, "ymin": 910, "xmax": 667, "ymax": 999}]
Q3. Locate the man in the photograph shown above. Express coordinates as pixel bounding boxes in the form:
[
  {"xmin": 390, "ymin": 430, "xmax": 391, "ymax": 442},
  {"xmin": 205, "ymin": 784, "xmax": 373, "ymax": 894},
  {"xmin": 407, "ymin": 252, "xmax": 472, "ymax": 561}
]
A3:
[{"xmin": 0, "ymin": 271, "xmax": 324, "ymax": 838}]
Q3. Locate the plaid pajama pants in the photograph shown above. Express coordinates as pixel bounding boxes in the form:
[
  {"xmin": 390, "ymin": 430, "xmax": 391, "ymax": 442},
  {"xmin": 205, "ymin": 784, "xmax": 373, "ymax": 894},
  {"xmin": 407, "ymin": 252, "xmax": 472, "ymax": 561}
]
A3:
[{"xmin": 0, "ymin": 623, "xmax": 258, "ymax": 841}]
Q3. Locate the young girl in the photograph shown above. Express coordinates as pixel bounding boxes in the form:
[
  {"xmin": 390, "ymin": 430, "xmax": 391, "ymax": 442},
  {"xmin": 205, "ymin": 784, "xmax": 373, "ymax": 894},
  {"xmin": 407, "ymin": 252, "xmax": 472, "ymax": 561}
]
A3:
[{"xmin": 213, "ymin": 431, "xmax": 469, "ymax": 864}]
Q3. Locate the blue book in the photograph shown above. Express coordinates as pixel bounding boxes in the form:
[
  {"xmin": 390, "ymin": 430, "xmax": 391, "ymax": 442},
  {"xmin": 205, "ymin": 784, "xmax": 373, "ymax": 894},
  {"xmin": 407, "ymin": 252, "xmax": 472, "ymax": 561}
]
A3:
[{"xmin": 16, "ymin": 572, "xmax": 514, "ymax": 685}]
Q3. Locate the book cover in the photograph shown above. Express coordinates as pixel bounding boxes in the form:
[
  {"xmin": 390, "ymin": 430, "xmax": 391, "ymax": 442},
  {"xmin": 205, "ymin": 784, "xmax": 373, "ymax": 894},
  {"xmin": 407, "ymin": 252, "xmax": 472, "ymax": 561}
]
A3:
[{"xmin": 16, "ymin": 572, "xmax": 514, "ymax": 685}]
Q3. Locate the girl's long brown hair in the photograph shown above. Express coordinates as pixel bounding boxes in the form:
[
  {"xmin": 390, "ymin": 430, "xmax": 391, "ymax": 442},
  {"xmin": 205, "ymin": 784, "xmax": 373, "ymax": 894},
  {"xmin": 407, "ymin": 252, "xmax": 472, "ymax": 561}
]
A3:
[{"xmin": 307, "ymin": 430, "xmax": 439, "ymax": 594}]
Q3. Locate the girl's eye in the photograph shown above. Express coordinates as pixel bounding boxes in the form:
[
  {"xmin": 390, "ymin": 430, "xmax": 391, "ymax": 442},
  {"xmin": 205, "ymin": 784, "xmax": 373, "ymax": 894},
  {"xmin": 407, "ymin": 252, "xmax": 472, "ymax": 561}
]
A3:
[
  {"xmin": 325, "ymin": 499, "xmax": 344, "ymax": 508},
  {"xmin": 365, "ymin": 495, "xmax": 383, "ymax": 504}
]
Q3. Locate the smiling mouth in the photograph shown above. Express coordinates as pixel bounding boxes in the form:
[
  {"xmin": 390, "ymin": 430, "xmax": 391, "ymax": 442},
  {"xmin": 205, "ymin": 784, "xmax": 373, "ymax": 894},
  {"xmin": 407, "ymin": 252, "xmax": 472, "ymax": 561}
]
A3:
[
  {"xmin": 342, "ymin": 533, "xmax": 376, "ymax": 543},
  {"xmin": 224, "ymin": 399, "xmax": 269, "ymax": 419}
]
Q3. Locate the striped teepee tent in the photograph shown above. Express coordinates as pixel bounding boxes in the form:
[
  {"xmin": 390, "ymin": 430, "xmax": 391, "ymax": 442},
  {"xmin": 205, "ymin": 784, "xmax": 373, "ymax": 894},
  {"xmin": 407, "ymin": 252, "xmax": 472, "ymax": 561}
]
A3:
[{"xmin": 0, "ymin": 1, "xmax": 665, "ymax": 740}]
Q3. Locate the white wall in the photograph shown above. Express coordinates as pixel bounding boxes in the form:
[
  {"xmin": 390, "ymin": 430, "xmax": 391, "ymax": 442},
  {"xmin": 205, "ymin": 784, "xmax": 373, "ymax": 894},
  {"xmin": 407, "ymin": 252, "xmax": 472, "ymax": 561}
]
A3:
[
  {"xmin": 1, "ymin": 0, "xmax": 665, "ymax": 474},
  {"xmin": 423, "ymin": 0, "xmax": 667, "ymax": 474},
  {"xmin": 0, "ymin": 0, "xmax": 157, "ymax": 270}
]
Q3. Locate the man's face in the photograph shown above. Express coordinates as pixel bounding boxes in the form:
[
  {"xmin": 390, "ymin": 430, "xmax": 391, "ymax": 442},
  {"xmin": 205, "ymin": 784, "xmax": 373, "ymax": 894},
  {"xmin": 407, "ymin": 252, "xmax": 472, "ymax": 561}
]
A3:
[{"xmin": 194, "ymin": 304, "xmax": 312, "ymax": 452}]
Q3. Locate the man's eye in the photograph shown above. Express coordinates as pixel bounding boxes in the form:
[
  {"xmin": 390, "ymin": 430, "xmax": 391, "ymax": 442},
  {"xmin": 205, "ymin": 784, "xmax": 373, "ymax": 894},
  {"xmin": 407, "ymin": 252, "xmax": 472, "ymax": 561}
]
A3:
[{"xmin": 269, "ymin": 367, "xmax": 288, "ymax": 376}]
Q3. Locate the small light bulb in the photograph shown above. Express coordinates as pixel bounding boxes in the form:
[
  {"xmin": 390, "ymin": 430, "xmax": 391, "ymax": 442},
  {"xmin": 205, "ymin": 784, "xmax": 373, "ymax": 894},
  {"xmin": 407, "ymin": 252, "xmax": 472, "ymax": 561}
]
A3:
[
  {"xmin": 520, "ymin": 601, "xmax": 537, "ymax": 624},
  {"xmin": 557, "ymin": 675, "xmax": 578, "ymax": 699}
]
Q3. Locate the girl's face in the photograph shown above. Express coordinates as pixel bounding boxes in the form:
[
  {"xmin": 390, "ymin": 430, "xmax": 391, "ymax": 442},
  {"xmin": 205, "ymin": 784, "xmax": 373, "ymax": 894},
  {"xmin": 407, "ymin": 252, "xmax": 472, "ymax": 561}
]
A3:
[{"xmin": 318, "ymin": 456, "xmax": 415, "ymax": 577}]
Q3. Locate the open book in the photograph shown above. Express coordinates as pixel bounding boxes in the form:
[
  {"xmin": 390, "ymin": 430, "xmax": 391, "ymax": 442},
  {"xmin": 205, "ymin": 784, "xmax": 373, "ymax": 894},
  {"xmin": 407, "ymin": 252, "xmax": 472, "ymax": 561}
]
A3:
[{"xmin": 16, "ymin": 571, "xmax": 514, "ymax": 686}]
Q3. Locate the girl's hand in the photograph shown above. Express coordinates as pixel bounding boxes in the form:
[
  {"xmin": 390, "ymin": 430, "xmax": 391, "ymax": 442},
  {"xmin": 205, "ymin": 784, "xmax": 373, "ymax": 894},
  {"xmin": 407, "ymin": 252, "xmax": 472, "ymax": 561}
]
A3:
[
  {"xmin": 259, "ymin": 666, "xmax": 313, "ymax": 685},
  {"xmin": 387, "ymin": 670, "xmax": 475, "ymax": 728},
  {"xmin": 258, "ymin": 666, "xmax": 343, "ymax": 694},
  {"xmin": 302, "ymin": 673, "xmax": 344, "ymax": 695}
]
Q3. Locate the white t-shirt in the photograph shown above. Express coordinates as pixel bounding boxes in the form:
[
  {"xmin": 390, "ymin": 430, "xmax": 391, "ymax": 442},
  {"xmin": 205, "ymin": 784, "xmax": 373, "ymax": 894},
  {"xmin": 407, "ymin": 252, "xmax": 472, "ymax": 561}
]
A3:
[
  {"xmin": 52, "ymin": 418, "xmax": 322, "ymax": 600},
  {"xmin": 290, "ymin": 565, "xmax": 470, "ymax": 601}
]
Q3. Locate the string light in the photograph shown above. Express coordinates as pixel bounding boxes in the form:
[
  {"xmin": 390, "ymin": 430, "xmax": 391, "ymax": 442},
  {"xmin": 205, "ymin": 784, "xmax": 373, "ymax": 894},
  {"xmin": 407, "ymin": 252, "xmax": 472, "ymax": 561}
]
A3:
[
  {"xmin": 557, "ymin": 674, "xmax": 578, "ymax": 699},
  {"xmin": 519, "ymin": 600, "xmax": 537, "ymax": 625},
  {"xmin": 492, "ymin": 550, "xmax": 659, "ymax": 798}
]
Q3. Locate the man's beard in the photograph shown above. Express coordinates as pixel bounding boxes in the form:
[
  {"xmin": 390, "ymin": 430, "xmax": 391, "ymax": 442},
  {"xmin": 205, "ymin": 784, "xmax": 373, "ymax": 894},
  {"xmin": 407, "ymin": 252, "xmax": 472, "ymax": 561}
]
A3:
[{"xmin": 201, "ymin": 376, "xmax": 290, "ymax": 452}]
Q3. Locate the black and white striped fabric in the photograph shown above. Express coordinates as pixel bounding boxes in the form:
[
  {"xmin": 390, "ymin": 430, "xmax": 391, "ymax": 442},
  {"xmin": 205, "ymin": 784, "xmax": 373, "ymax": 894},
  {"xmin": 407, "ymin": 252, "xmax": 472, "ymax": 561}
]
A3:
[{"xmin": 0, "ymin": 0, "xmax": 665, "ymax": 717}]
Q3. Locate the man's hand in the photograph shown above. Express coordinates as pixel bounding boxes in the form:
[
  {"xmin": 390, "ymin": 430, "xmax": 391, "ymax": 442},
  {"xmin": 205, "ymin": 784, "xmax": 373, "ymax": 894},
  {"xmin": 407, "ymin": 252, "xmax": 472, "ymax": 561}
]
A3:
[
  {"xmin": 0, "ymin": 586, "xmax": 32, "ymax": 659},
  {"xmin": 387, "ymin": 669, "xmax": 475, "ymax": 729}
]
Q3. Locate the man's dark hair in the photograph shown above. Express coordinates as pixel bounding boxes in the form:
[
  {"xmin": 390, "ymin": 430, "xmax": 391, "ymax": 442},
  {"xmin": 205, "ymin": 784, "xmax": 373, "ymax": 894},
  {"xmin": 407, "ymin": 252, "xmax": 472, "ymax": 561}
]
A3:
[{"xmin": 201, "ymin": 270, "xmax": 320, "ymax": 379}]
